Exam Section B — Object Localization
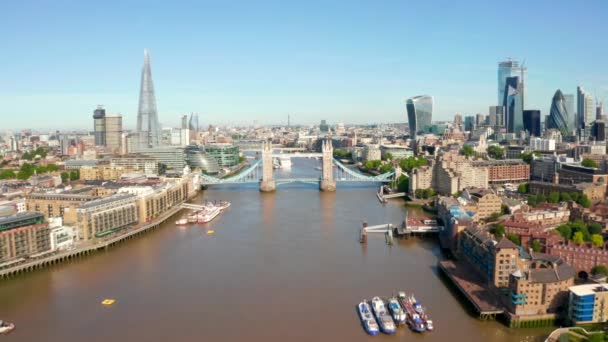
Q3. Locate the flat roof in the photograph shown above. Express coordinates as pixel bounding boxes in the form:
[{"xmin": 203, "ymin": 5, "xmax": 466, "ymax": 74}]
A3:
[
  {"xmin": 570, "ymin": 283, "xmax": 608, "ymax": 297},
  {"xmin": 0, "ymin": 212, "xmax": 44, "ymax": 225}
]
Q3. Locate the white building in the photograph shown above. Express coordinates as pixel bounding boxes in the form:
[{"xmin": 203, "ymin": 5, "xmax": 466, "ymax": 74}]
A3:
[
  {"xmin": 48, "ymin": 217, "xmax": 75, "ymax": 251},
  {"xmin": 529, "ymin": 137, "xmax": 556, "ymax": 151}
]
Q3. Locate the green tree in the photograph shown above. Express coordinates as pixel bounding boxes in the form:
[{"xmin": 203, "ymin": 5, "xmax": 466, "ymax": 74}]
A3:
[
  {"xmin": 520, "ymin": 151, "xmax": 537, "ymax": 164},
  {"xmin": 560, "ymin": 192, "xmax": 572, "ymax": 202},
  {"xmin": 582, "ymin": 158, "xmax": 599, "ymax": 168},
  {"xmin": 396, "ymin": 175, "xmax": 409, "ymax": 193},
  {"xmin": 589, "ymin": 223, "xmax": 603, "ymax": 235},
  {"xmin": 573, "ymin": 231, "xmax": 585, "ymax": 245},
  {"xmin": 398, "ymin": 156, "xmax": 427, "ymax": 172},
  {"xmin": 571, "ymin": 220, "xmax": 590, "ymax": 241},
  {"xmin": 569, "ymin": 192, "xmax": 580, "ymax": 201},
  {"xmin": 501, "ymin": 204, "xmax": 510, "ymax": 215},
  {"xmin": 556, "ymin": 224, "xmax": 572, "ymax": 240},
  {"xmin": 517, "ymin": 183, "xmax": 529, "ymax": 194},
  {"xmin": 527, "ymin": 195, "xmax": 538, "ymax": 206},
  {"xmin": 547, "ymin": 191, "xmax": 560, "ymax": 203},
  {"xmin": 587, "ymin": 333, "xmax": 605, "ymax": 342},
  {"xmin": 460, "ymin": 145, "xmax": 475, "ymax": 157},
  {"xmin": 0, "ymin": 169, "xmax": 16, "ymax": 179},
  {"xmin": 506, "ymin": 233, "xmax": 521, "ymax": 246},
  {"xmin": 577, "ymin": 194, "xmax": 592, "ymax": 208},
  {"xmin": 61, "ymin": 172, "xmax": 69, "ymax": 183},
  {"xmin": 379, "ymin": 164, "xmax": 393, "ymax": 174},
  {"xmin": 591, "ymin": 234, "xmax": 604, "ymax": 247},
  {"xmin": 383, "ymin": 152, "xmax": 394, "ymax": 161},
  {"xmin": 591, "ymin": 265, "xmax": 608, "ymax": 276},
  {"xmin": 531, "ymin": 239, "xmax": 542, "ymax": 253},
  {"xmin": 491, "ymin": 224, "xmax": 505, "ymax": 239},
  {"xmin": 536, "ymin": 194, "xmax": 547, "ymax": 204},
  {"xmin": 487, "ymin": 145, "xmax": 504, "ymax": 159},
  {"xmin": 69, "ymin": 170, "xmax": 79, "ymax": 181}
]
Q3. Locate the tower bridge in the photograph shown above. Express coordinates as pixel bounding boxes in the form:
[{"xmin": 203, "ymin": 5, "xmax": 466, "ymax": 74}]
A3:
[{"xmin": 201, "ymin": 140, "xmax": 395, "ymax": 192}]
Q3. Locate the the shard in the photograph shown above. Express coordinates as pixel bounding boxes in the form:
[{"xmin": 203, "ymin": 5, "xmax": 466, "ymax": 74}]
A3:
[{"xmin": 136, "ymin": 49, "xmax": 161, "ymax": 148}]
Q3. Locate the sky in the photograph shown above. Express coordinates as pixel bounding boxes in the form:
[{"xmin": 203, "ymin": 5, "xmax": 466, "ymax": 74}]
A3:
[{"xmin": 1, "ymin": 0, "xmax": 607, "ymax": 131}]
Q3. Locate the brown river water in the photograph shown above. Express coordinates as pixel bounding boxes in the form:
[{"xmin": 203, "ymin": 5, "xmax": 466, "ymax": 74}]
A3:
[{"xmin": 0, "ymin": 158, "xmax": 552, "ymax": 341}]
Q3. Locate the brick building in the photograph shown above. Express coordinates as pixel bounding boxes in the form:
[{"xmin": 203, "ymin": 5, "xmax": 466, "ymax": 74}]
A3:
[{"xmin": 0, "ymin": 212, "xmax": 51, "ymax": 263}]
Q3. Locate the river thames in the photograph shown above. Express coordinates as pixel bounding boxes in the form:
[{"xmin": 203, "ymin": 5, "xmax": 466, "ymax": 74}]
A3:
[{"xmin": 0, "ymin": 158, "xmax": 551, "ymax": 341}]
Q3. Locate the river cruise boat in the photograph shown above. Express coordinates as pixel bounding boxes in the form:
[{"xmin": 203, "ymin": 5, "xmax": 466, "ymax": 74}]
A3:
[
  {"xmin": 398, "ymin": 292, "xmax": 425, "ymax": 333},
  {"xmin": 387, "ymin": 296, "xmax": 406, "ymax": 325},
  {"xmin": 357, "ymin": 301, "xmax": 379, "ymax": 335},
  {"xmin": 0, "ymin": 320, "xmax": 15, "ymax": 334},
  {"xmin": 218, "ymin": 201, "xmax": 231, "ymax": 211},
  {"xmin": 278, "ymin": 156, "xmax": 292, "ymax": 168},
  {"xmin": 197, "ymin": 204, "xmax": 221, "ymax": 223},
  {"xmin": 371, "ymin": 296, "xmax": 396, "ymax": 334},
  {"xmin": 175, "ymin": 218, "xmax": 188, "ymax": 225}
]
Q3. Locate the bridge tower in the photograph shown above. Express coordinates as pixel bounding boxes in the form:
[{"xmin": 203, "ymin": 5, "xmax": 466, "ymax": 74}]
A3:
[
  {"xmin": 320, "ymin": 139, "xmax": 336, "ymax": 191},
  {"xmin": 259, "ymin": 141, "xmax": 276, "ymax": 192}
]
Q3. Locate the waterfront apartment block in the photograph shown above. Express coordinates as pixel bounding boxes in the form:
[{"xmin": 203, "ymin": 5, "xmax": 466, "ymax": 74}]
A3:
[
  {"xmin": 118, "ymin": 178, "xmax": 190, "ymax": 224},
  {"xmin": 461, "ymin": 188, "xmax": 502, "ymax": 221},
  {"xmin": 547, "ymin": 241, "xmax": 608, "ymax": 272},
  {"xmin": 26, "ymin": 193, "xmax": 98, "ymax": 225},
  {"xmin": 471, "ymin": 159, "xmax": 530, "ymax": 184},
  {"xmin": 76, "ymin": 194, "xmax": 138, "ymax": 241},
  {"xmin": 0, "ymin": 212, "xmax": 51, "ymax": 263},
  {"xmin": 110, "ymin": 156, "xmax": 159, "ymax": 176},
  {"xmin": 568, "ymin": 283, "xmax": 608, "ymax": 324}
]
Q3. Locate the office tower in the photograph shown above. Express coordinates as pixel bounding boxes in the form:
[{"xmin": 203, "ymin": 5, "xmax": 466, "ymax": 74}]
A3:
[
  {"xmin": 597, "ymin": 102, "xmax": 604, "ymax": 120},
  {"xmin": 93, "ymin": 105, "xmax": 106, "ymax": 146},
  {"xmin": 464, "ymin": 116, "xmax": 475, "ymax": 131},
  {"xmin": 320, "ymin": 120, "xmax": 329, "ymax": 132},
  {"xmin": 498, "ymin": 59, "xmax": 526, "ymax": 106},
  {"xmin": 181, "ymin": 115, "xmax": 188, "ymax": 129},
  {"xmin": 189, "ymin": 113, "xmax": 199, "ymax": 132},
  {"xmin": 563, "ymin": 94, "xmax": 575, "ymax": 132},
  {"xmin": 547, "ymin": 90, "xmax": 571, "ymax": 137},
  {"xmin": 475, "ymin": 113, "xmax": 485, "ymax": 127},
  {"xmin": 489, "ymin": 106, "xmax": 505, "ymax": 128},
  {"xmin": 523, "ymin": 110, "xmax": 541, "ymax": 137},
  {"xmin": 136, "ymin": 49, "xmax": 161, "ymax": 149},
  {"xmin": 104, "ymin": 115, "xmax": 123, "ymax": 153},
  {"xmin": 453, "ymin": 113, "xmax": 463, "ymax": 127},
  {"xmin": 288, "ymin": 114, "xmax": 291, "ymax": 127},
  {"xmin": 577, "ymin": 86, "xmax": 595, "ymax": 128},
  {"xmin": 59, "ymin": 135, "xmax": 70, "ymax": 155},
  {"xmin": 592, "ymin": 121, "xmax": 606, "ymax": 142},
  {"xmin": 406, "ymin": 95, "xmax": 433, "ymax": 137},
  {"xmin": 504, "ymin": 76, "xmax": 524, "ymax": 133}
]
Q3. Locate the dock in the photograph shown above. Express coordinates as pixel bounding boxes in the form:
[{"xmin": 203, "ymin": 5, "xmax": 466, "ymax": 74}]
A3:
[{"xmin": 438, "ymin": 260, "xmax": 504, "ymax": 319}]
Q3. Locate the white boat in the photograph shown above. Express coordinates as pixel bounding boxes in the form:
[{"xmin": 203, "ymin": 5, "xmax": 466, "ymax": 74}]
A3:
[
  {"xmin": 371, "ymin": 297, "xmax": 396, "ymax": 334},
  {"xmin": 197, "ymin": 204, "xmax": 221, "ymax": 223},
  {"xmin": 387, "ymin": 297, "xmax": 407, "ymax": 325},
  {"xmin": 279, "ymin": 156, "xmax": 292, "ymax": 168},
  {"xmin": 357, "ymin": 301, "xmax": 379, "ymax": 335},
  {"xmin": 0, "ymin": 320, "xmax": 15, "ymax": 334},
  {"xmin": 187, "ymin": 212, "xmax": 198, "ymax": 223},
  {"xmin": 426, "ymin": 319, "xmax": 434, "ymax": 331},
  {"xmin": 218, "ymin": 201, "xmax": 231, "ymax": 211},
  {"xmin": 175, "ymin": 218, "xmax": 188, "ymax": 225}
]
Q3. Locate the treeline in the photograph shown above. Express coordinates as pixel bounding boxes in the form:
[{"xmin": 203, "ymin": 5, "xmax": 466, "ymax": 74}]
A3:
[{"xmin": 0, "ymin": 163, "xmax": 60, "ymax": 180}]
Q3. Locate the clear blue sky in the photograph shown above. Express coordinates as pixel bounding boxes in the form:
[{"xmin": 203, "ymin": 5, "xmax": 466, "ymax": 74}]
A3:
[{"xmin": 1, "ymin": 0, "xmax": 607, "ymax": 131}]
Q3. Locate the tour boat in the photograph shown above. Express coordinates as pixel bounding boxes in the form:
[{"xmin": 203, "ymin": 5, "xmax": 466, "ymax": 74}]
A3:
[
  {"xmin": 0, "ymin": 320, "xmax": 15, "ymax": 334},
  {"xmin": 218, "ymin": 201, "xmax": 231, "ymax": 211},
  {"xmin": 387, "ymin": 296, "xmax": 407, "ymax": 325},
  {"xmin": 398, "ymin": 292, "xmax": 425, "ymax": 333},
  {"xmin": 175, "ymin": 218, "xmax": 188, "ymax": 225},
  {"xmin": 279, "ymin": 156, "xmax": 292, "ymax": 168},
  {"xmin": 197, "ymin": 204, "xmax": 221, "ymax": 223},
  {"xmin": 357, "ymin": 301, "xmax": 380, "ymax": 336},
  {"xmin": 187, "ymin": 212, "xmax": 199, "ymax": 223},
  {"xmin": 370, "ymin": 296, "xmax": 396, "ymax": 334}
]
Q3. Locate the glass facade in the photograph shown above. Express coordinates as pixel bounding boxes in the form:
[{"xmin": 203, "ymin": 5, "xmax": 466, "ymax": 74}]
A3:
[
  {"xmin": 504, "ymin": 76, "xmax": 524, "ymax": 133},
  {"xmin": 136, "ymin": 49, "xmax": 162, "ymax": 149},
  {"xmin": 547, "ymin": 90, "xmax": 571, "ymax": 137},
  {"xmin": 185, "ymin": 144, "xmax": 221, "ymax": 174},
  {"xmin": 498, "ymin": 59, "xmax": 526, "ymax": 107},
  {"xmin": 523, "ymin": 110, "xmax": 541, "ymax": 137},
  {"xmin": 204, "ymin": 144, "xmax": 240, "ymax": 168},
  {"xmin": 406, "ymin": 95, "xmax": 433, "ymax": 137},
  {"xmin": 93, "ymin": 106, "xmax": 106, "ymax": 146}
]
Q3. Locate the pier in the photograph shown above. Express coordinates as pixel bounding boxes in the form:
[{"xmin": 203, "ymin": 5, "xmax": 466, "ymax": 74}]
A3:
[{"xmin": 438, "ymin": 260, "xmax": 504, "ymax": 319}]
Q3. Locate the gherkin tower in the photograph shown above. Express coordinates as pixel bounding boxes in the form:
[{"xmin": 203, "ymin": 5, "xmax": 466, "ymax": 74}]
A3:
[{"xmin": 136, "ymin": 49, "xmax": 161, "ymax": 148}]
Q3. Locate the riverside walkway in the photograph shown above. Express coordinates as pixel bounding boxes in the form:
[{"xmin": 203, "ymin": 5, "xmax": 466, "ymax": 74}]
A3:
[{"xmin": 0, "ymin": 204, "xmax": 186, "ymax": 280}]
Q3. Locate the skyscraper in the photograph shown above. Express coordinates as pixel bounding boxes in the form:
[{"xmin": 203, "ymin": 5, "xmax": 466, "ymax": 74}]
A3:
[
  {"xmin": 136, "ymin": 49, "xmax": 161, "ymax": 149},
  {"xmin": 93, "ymin": 105, "xmax": 106, "ymax": 146},
  {"xmin": 504, "ymin": 76, "xmax": 524, "ymax": 133},
  {"xmin": 547, "ymin": 90, "xmax": 571, "ymax": 137},
  {"xmin": 523, "ymin": 110, "xmax": 541, "ymax": 137},
  {"xmin": 181, "ymin": 115, "xmax": 188, "ymax": 129},
  {"xmin": 104, "ymin": 115, "xmax": 123, "ymax": 153},
  {"xmin": 577, "ymin": 86, "xmax": 595, "ymax": 128},
  {"xmin": 563, "ymin": 93, "xmax": 575, "ymax": 132},
  {"xmin": 489, "ymin": 105, "xmax": 505, "ymax": 128},
  {"xmin": 464, "ymin": 116, "xmax": 475, "ymax": 131},
  {"xmin": 498, "ymin": 59, "xmax": 526, "ymax": 107},
  {"xmin": 406, "ymin": 95, "xmax": 433, "ymax": 137},
  {"xmin": 189, "ymin": 113, "xmax": 199, "ymax": 132}
]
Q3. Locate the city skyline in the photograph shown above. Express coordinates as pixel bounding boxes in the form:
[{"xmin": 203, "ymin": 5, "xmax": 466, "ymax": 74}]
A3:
[{"xmin": 1, "ymin": 0, "xmax": 608, "ymax": 130}]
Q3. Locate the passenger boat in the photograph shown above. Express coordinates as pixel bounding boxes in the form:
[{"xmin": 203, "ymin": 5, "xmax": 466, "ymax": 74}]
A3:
[
  {"xmin": 398, "ymin": 292, "xmax": 425, "ymax": 333},
  {"xmin": 409, "ymin": 294, "xmax": 431, "ymax": 330},
  {"xmin": 197, "ymin": 204, "xmax": 221, "ymax": 223},
  {"xmin": 370, "ymin": 296, "xmax": 396, "ymax": 334},
  {"xmin": 357, "ymin": 301, "xmax": 379, "ymax": 336},
  {"xmin": 0, "ymin": 320, "xmax": 15, "ymax": 334},
  {"xmin": 175, "ymin": 218, "xmax": 188, "ymax": 225},
  {"xmin": 218, "ymin": 201, "xmax": 231, "ymax": 211},
  {"xmin": 187, "ymin": 212, "xmax": 199, "ymax": 223},
  {"xmin": 387, "ymin": 296, "xmax": 407, "ymax": 325},
  {"xmin": 279, "ymin": 156, "xmax": 292, "ymax": 168}
]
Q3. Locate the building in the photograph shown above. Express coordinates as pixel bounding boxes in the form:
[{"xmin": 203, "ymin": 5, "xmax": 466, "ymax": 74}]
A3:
[
  {"xmin": 471, "ymin": 159, "xmax": 530, "ymax": 184},
  {"xmin": 592, "ymin": 121, "xmax": 606, "ymax": 142},
  {"xmin": 505, "ymin": 76, "xmax": 524, "ymax": 133},
  {"xmin": 0, "ymin": 212, "xmax": 51, "ymax": 263},
  {"xmin": 110, "ymin": 156, "xmax": 159, "ymax": 176},
  {"xmin": 523, "ymin": 110, "xmax": 541, "ymax": 136},
  {"xmin": 547, "ymin": 239, "xmax": 608, "ymax": 273},
  {"xmin": 76, "ymin": 194, "xmax": 138, "ymax": 241},
  {"xmin": 104, "ymin": 115, "xmax": 122, "ymax": 152},
  {"xmin": 93, "ymin": 105, "xmax": 106, "ymax": 146},
  {"xmin": 380, "ymin": 145, "xmax": 413, "ymax": 160},
  {"xmin": 79, "ymin": 165, "xmax": 135, "ymax": 181},
  {"xmin": 48, "ymin": 217, "xmax": 74, "ymax": 252},
  {"xmin": 319, "ymin": 120, "xmax": 329, "ymax": 132},
  {"xmin": 409, "ymin": 165, "xmax": 433, "ymax": 193},
  {"xmin": 464, "ymin": 116, "xmax": 475, "ymax": 131},
  {"xmin": 530, "ymin": 155, "xmax": 575, "ymax": 182},
  {"xmin": 498, "ymin": 59, "xmax": 527, "ymax": 107},
  {"xmin": 578, "ymin": 86, "xmax": 595, "ymax": 128},
  {"xmin": 547, "ymin": 90, "xmax": 571, "ymax": 137},
  {"xmin": 25, "ymin": 193, "xmax": 98, "ymax": 225},
  {"xmin": 184, "ymin": 144, "xmax": 221, "ymax": 174},
  {"xmin": 490, "ymin": 105, "xmax": 505, "ymax": 128},
  {"xmin": 529, "ymin": 137, "xmax": 556, "ymax": 151},
  {"xmin": 476, "ymin": 113, "xmax": 486, "ymax": 127},
  {"xmin": 118, "ymin": 180, "xmax": 190, "ymax": 224},
  {"xmin": 558, "ymin": 164, "xmax": 608, "ymax": 186},
  {"xmin": 568, "ymin": 283, "xmax": 608, "ymax": 324},
  {"xmin": 135, "ymin": 146, "xmax": 187, "ymax": 171},
  {"xmin": 406, "ymin": 95, "xmax": 433, "ymax": 137},
  {"xmin": 189, "ymin": 113, "xmax": 199, "ymax": 132},
  {"xmin": 563, "ymin": 93, "xmax": 576, "ymax": 132},
  {"xmin": 204, "ymin": 144, "xmax": 240, "ymax": 168},
  {"xmin": 363, "ymin": 145, "xmax": 381, "ymax": 161},
  {"xmin": 136, "ymin": 49, "xmax": 161, "ymax": 149},
  {"xmin": 461, "ymin": 188, "xmax": 502, "ymax": 221}
]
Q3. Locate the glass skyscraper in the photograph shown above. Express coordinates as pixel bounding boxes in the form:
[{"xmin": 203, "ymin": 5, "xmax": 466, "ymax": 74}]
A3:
[
  {"xmin": 523, "ymin": 110, "xmax": 541, "ymax": 137},
  {"xmin": 577, "ymin": 86, "xmax": 595, "ymax": 128},
  {"xmin": 136, "ymin": 49, "xmax": 161, "ymax": 149},
  {"xmin": 406, "ymin": 95, "xmax": 433, "ymax": 137},
  {"xmin": 504, "ymin": 76, "xmax": 524, "ymax": 133},
  {"xmin": 547, "ymin": 89, "xmax": 571, "ymax": 137},
  {"xmin": 93, "ymin": 106, "xmax": 106, "ymax": 146},
  {"xmin": 498, "ymin": 59, "xmax": 526, "ymax": 106},
  {"xmin": 563, "ymin": 93, "xmax": 575, "ymax": 133}
]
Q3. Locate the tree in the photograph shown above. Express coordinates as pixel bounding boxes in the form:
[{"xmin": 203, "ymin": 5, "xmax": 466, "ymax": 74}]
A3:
[
  {"xmin": 531, "ymin": 239, "xmax": 542, "ymax": 253},
  {"xmin": 527, "ymin": 195, "xmax": 538, "ymax": 206},
  {"xmin": 383, "ymin": 152, "xmax": 394, "ymax": 161},
  {"xmin": 591, "ymin": 234, "xmax": 604, "ymax": 247},
  {"xmin": 61, "ymin": 172, "xmax": 69, "ymax": 183},
  {"xmin": 460, "ymin": 145, "xmax": 475, "ymax": 157},
  {"xmin": 501, "ymin": 204, "xmax": 510, "ymax": 215},
  {"xmin": 577, "ymin": 194, "xmax": 592, "ymax": 208},
  {"xmin": 556, "ymin": 224, "xmax": 572, "ymax": 240},
  {"xmin": 520, "ymin": 151, "xmax": 537, "ymax": 164},
  {"xmin": 573, "ymin": 231, "xmax": 585, "ymax": 245},
  {"xmin": 379, "ymin": 164, "xmax": 393, "ymax": 173},
  {"xmin": 571, "ymin": 220, "xmax": 590, "ymax": 241},
  {"xmin": 517, "ymin": 183, "xmax": 529, "ymax": 194},
  {"xmin": 487, "ymin": 145, "xmax": 504, "ymax": 159},
  {"xmin": 589, "ymin": 223, "xmax": 603, "ymax": 235},
  {"xmin": 398, "ymin": 156, "xmax": 427, "ymax": 172},
  {"xmin": 364, "ymin": 160, "xmax": 382, "ymax": 170},
  {"xmin": 547, "ymin": 191, "xmax": 560, "ymax": 203},
  {"xmin": 491, "ymin": 224, "xmax": 505, "ymax": 239},
  {"xmin": 582, "ymin": 158, "xmax": 599, "ymax": 168},
  {"xmin": 506, "ymin": 233, "xmax": 521, "ymax": 246},
  {"xmin": 397, "ymin": 175, "xmax": 409, "ymax": 193},
  {"xmin": 559, "ymin": 192, "xmax": 572, "ymax": 202},
  {"xmin": 69, "ymin": 170, "xmax": 79, "ymax": 181},
  {"xmin": 591, "ymin": 265, "xmax": 608, "ymax": 276},
  {"xmin": 0, "ymin": 169, "xmax": 16, "ymax": 179},
  {"xmin": 536, "ymin": 194, "xmax": 547, "ymax": 204},
  {"xmin": 569, "ymin": 192, "xmax": 580, "ymax": 201}
]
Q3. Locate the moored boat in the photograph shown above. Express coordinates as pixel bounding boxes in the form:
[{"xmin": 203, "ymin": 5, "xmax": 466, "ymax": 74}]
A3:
[
  {"xmin": 398, "ymin": 292, "xmax": 425, "ymax": 333},
  {"xmin": 371, "ymin": 296, "xmax": 396, "ymax": 334},
  {"xmin": 0, "ymin": 320, "xmax": 15, "ymax": 334},
  {"xmin": 187, "ymin": 212, "xmax": 199, "ymax": 223},
  {"xmin": 357, "ymin": 301, "xmax": 380, "ymax": 336},
  {"xmin": 426, "ymin": 319, "xmax": 434, "ymax": 331},
  {"xmin": 218, "ymin": 201, "xmax": 231, "ymax": 211},
  {"xmin": 387, "ymin": 296, "xmax": 407, "ymax": 325},
  {"xmin": 175, "ymin": 218, "xmax": 188, "ymax": 225},
  {"xmin": 197, "ymin": 204, "xmax": 221, "ymax": 223}
]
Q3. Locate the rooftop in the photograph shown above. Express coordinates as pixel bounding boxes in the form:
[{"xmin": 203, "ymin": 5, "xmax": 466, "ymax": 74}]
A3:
[{"xmin": 569, "ymin": 283, "xmax": 608, "ymax": 297}]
